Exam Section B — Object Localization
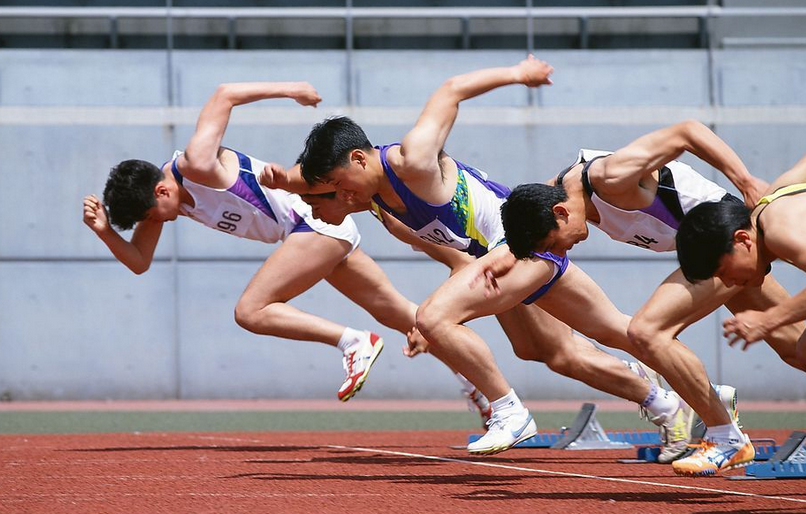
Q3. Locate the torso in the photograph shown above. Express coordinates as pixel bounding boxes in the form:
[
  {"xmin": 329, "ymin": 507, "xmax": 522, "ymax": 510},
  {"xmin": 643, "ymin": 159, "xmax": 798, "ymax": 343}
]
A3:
[
  {"xmin": 370, "ymin": 143, "xmax": 511, "ymax": 258},
  {"xmin": 167, "ymin": 149, "xmax": 313, "ymax": 243},
  {"xmin": 570, "ymin": 149, "xmax": 727, "ymax": 252}
]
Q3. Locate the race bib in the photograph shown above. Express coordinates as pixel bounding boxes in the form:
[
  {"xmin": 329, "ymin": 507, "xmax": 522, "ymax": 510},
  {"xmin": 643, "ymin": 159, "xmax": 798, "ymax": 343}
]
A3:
[
  {"xmin": 211, "ymin": 201, "xmax": 254, "ymax": 238},
  {"xmin": 414, "ymin": 218, "xmax": 471, "ymax": 250}
]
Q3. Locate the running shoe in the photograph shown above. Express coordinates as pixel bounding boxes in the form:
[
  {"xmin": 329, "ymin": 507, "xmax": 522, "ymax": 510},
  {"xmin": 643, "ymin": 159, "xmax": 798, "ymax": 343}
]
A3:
[
  {"xmin": 466, "ymin": 408, "xmax": 537, "ymax": 455},
  {"xmin": 653, "ymin": 394, "xmax": 695, "ymax": 464},
  {"xmin": 714, "ymin": 384, "xmax": 741, "ymax": 427},
  {"xmin": 672, "ymin": 433, "xmax": 755, "ymax": 476},
  {"xmin": 337, "ymin": 332, "xmax": 384, "ymax": 402},
  {"xmin": 464, "ymin": 387, "xmax": 493, "ymax": 429}
]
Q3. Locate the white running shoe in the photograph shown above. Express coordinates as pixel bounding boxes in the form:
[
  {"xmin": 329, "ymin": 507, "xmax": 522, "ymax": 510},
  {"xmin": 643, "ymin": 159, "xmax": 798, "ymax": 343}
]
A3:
[
  {"xmin": 466, "ymin": 408, "xmax": 537, "ymax": 455},
  {"xmin": 653, "ymin": 394, "xmax": 695, "ymax": 464},
  {"xmin": 337, "ymin": 332, "xmax": 384, "ymax": 402},
  {"xmin": 464, "ymin": 387, "xmax": 493, "ymax": 429}
]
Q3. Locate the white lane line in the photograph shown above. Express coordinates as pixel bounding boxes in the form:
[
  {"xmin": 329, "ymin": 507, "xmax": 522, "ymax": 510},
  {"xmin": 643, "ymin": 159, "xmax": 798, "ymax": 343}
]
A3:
[{"xmin": 329, "ymin": 445, "xmax": 806, "ymax": 505}]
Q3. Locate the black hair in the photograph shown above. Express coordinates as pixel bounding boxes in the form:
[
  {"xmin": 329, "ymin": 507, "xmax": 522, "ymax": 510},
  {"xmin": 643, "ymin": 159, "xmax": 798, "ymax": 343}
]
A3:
[
  {"xmin": 102, "ymin": 159, "xmax": 164, "ymax": 231},
  {"xmin": 299, "ymin": 116, "xmax": 373, "ymax": 185},
  {"xmin": 501, "ymin": 183, "xmax": 568, "ymax": 260},
  {"xmin": 676, "ymin": 196, "xmax": 751, "ymax": 283}
]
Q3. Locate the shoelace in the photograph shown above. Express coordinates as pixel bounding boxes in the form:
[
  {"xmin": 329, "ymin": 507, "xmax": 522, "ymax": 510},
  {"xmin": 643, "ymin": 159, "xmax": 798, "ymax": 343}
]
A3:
[{"xmin": 342, "ymin": 351, "xmax": 356, "ymax": 377}]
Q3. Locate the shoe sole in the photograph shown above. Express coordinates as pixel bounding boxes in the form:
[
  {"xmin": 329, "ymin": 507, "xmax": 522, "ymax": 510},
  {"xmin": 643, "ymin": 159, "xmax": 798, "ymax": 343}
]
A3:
[
  {"xmin": 467, "ymin": 424, "xmax": 538, "ymax": 456},
  {"xmin": 338, "ymin": 337, "xmax": 384, "ymax": 402}
]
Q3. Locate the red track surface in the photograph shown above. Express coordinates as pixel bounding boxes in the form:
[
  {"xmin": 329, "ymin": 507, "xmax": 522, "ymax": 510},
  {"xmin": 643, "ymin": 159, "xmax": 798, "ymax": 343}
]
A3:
[{"xmin": 1, "ymin": 430, "xmax": 804, "ymax": 514}]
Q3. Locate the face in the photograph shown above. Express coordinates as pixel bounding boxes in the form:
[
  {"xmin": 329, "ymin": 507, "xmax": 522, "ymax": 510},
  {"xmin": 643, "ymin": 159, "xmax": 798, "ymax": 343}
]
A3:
[
  {"xmin": 144, "ymin": 184, "xmax": 181, "ymax": 223},
  {"xmin": 535, "ymin": 204, "xmax": 589, "ymax": 256},
  {"xmin": 714, "ymin": 232, "xmax": 764, "ymax": 287},
  {"xmin": 301, "ymin": 194, "xmax": 348, "ymax": 225},
  {"xmin": 322, "ymin": 151, "xmax": 375, "ymax": 203}
]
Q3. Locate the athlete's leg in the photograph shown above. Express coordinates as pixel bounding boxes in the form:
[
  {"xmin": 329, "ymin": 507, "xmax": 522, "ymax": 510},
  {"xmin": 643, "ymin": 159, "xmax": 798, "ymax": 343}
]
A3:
[
  {"xmin": 416, "ymin": 245, "xmax": 557, "ymax": 400},
  {"xmin": 325, "ymin": 247, "xmax": 418, "ymax": 335},
  {"xmin": 523, "ymin": 263, "xmax": 652, "ymax": 404},
  {"xmin": 497, "ymin": 301, "xmax": 650, "ymax": 404},
  {"xmin": 234, "ymin": 231, "xmax": 351, "ymax": 344},
  {"xmin": 724, "ymin": 275, "xmax": 806, "ymax": 371},
  {"xmin": 627, "ymin": 268, "xmax": 738, "ymax": 426}
]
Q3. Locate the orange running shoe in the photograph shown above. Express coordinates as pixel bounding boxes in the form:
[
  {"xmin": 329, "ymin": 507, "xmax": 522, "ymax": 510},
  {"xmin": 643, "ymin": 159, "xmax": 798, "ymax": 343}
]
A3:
[{"xmin": 672, "ymin": 434, "xmax": 755, "ymax": 476}]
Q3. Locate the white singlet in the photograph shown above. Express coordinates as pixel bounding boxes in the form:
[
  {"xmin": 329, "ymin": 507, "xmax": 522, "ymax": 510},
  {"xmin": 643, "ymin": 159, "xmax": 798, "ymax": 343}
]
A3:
[
  {"xmin": 170, "ymin": 149, "xmax": 360, "ymax": 253},
  {"xmin": 572, "ymin": 149, "xmax": 727, "ymax": 252}
]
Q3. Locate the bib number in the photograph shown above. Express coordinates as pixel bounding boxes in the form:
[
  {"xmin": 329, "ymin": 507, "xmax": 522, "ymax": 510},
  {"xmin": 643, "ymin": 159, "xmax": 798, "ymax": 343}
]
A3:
[{"xmin": 415, "ymin": 219, "xmax": 471, "ymax": 250}]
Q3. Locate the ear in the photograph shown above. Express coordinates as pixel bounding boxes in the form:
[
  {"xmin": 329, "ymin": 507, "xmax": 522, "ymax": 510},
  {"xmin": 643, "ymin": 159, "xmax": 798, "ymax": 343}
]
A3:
[
  {"xmin": 351, "ymin": 149, "xmax": 367, "ymax": 168},
  {"xmin": 154, "ymin": 182, "xmax": 169, "ymax": 198},
  {"xmin": 552, "ymin": 203, "xmax": 570, "ymax": 221},
  {"xmin": 733, "ymin": 229, "xmax": 753, "ymax": 251}
]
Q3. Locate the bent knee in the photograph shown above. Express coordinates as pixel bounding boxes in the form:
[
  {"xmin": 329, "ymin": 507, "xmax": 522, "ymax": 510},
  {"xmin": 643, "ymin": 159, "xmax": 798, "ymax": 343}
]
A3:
[{"xmin": 415, "ymin": 299, "xmax": 455, "ymax": 343}]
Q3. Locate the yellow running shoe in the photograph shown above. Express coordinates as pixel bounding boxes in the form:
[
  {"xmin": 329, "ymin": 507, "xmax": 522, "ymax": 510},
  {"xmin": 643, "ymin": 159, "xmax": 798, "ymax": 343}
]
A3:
[{"xmin": 672, "ymin": 434, "xmax": 755, "ymax": 476}]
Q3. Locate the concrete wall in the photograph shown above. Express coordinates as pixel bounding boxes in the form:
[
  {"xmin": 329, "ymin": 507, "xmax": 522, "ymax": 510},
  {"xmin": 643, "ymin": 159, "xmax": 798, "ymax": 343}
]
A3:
[{"xmin": 1, "ymin": 48, "xmax": 805, "ymax": 400}]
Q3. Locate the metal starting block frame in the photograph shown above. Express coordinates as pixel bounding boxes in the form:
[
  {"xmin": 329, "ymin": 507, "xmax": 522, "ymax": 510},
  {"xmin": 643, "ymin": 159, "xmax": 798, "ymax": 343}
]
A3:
[
  {"xmin": 733, "ymin": 431, "xmax": 806, "ymax": 480},
  {"xmin": 467, "ymin": 402, "xmax": 661, "ymax": 450}
]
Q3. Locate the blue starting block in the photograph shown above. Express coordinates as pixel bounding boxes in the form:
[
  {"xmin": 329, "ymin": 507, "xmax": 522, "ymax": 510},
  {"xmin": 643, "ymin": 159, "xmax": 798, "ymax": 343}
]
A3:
[
  {"xmin": 467, "ymin": 403, "xmax": 661, "ymax": 450},
  {"xmin": 733, "ymin": 431, "xmax": 806, "ymax": 480}
]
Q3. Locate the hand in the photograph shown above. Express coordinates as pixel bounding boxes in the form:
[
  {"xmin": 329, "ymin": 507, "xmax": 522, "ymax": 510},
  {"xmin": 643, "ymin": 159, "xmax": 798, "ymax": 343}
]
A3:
[
  {"xmin": 291, "ymin": 82, "xmax": 322, "ymax": 107},
  {"xmin": 722, "ymin": 309, "xmax": 771, "ymax": 349},
  {"xmin": 514, "ymin": 55, "xmax": 554, "ymax": 88},
  {"xmin": 83, "ymin": 194, "xmax": 111, "ymax": 234},
  {"xmin": 468, "ymin": 250, "xmax": 518, "ymax": 298},
  {"xmin": 259, "ymin": 162, "xmax": 289, "ymax": 190},
  {"xmin": 404, "ymin": 327, "xmax": 430, "ymax": 358},
  {"xmin": 742, "ymin": 176, "xmax": 770, "ymax": 208}
]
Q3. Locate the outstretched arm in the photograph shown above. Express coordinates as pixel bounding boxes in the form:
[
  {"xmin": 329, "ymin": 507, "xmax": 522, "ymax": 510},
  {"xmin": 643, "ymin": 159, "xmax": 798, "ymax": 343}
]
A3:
[
  {"xmin": 765, "ymin": 152, "xmax": 806, "ymax": 195},
  {"xmin": 598, "ymin": 120, "xmax": 766, "ymax": 206},
  {"xmin": 83, "ymin": 194, "xmax": 162, "ymax": 274},
  {"xmin": 179, "ymin": 82, "xmax": 321, "ymax": 187},
  {"xmin": 399, "ymin": 56, "xmax": 553, "ymax": 179}
]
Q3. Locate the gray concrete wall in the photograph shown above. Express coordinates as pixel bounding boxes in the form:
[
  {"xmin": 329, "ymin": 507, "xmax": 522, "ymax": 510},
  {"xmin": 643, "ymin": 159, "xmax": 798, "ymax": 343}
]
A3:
[{"xmin": 1, "ymin": 48, "xmax": 805, "ymax": 401}]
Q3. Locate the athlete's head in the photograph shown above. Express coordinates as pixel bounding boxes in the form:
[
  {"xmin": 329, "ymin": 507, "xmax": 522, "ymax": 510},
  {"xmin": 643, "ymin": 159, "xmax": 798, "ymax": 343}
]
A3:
[
  {"xmin": 502, "ymin": 182, "xmax": 588, "ymax": 259},
  {"xmin": 103, "ymin": 159, "xmax": 180, "ymax": 230},
  {"xmin": 299, "ymin": 116, "xmax": 375, "ymax": 203},
  {"xmin": 677, "ymin": 197, "xmax": 763, "ymax": 286}
]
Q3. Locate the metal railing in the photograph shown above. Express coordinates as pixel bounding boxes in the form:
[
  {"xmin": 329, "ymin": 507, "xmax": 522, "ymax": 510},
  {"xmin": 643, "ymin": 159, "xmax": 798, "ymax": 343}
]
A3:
[{"xmin": 1, "ymin": 6, "xmax": 806, "ymax": 51}]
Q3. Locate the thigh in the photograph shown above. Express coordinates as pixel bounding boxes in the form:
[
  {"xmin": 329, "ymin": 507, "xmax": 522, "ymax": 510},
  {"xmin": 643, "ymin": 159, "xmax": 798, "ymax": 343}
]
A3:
[
  {"xmin": 535, "ymin": 262, "xmax": 632, "ymax": 349},
  {"xmin": 425, "ymin": 245, "xmax": 557, "ymax": 323},
  {"xmin": 326, "ymin": 247, "xmax": 417, "ymax": 328},
  {"xmin": 496, "ymin": 303, "xmax": 575, "ymax": 362},
  {"xmin": 634, "ymin": 267, "xmax": 738, "ymax": 337},
  {"xmin": 239, "ymin": 232, "xmax": 351, "ymax": 307}
]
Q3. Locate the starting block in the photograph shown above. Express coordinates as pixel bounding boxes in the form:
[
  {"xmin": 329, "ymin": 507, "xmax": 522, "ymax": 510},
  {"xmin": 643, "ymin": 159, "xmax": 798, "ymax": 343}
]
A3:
[
  {"xmin": 733, "ymin": 431, "xmax": 806, "ymax": 480},
  {"xmin": 467, "ymin": 402, "xmax": 661, "ymax": 450}
]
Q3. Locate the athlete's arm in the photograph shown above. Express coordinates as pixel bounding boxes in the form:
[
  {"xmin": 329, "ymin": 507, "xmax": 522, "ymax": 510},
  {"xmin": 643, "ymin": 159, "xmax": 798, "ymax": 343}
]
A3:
[
  {"xmin": 260, "ymin": 163, "xmax": 334, "ymax": 195},
  {"xmin": 178, "ymin": 82, "xmax": 321, "ymax": 187},
  {"xmin": 597, "ymin": 120, "xmax": 766, "ymax": 206},
  {"xmin": 379, "ymin": 211, "xmax": 474, "ymax": 274},
  {"xmin": 765, "ymin": 152, "xmax": 806, "ymax": 195},
  {"xmin": 83, "ymin": 194, "xmax": 163, "ymax": 274},
  {"xmin": 398, "ymin": 56, "xmax": 553, "ymax": 180}
]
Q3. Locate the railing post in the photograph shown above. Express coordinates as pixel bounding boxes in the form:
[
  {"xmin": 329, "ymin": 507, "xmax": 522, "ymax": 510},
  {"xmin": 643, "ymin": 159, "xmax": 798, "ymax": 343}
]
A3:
[
  {"xmin": 228, "ymin": 16, "xmax": 236, "ymax": 50},
  {"xmin": 109, "ymin": 15, "xmax": 118, "ymax": 49},
  {"xmin": 461, "ymin": 16, "xmax": 470, "ymax": 50},
  {"xmin": 579, "ymin": 15, "xmax": 589, "ymax": 49}
]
